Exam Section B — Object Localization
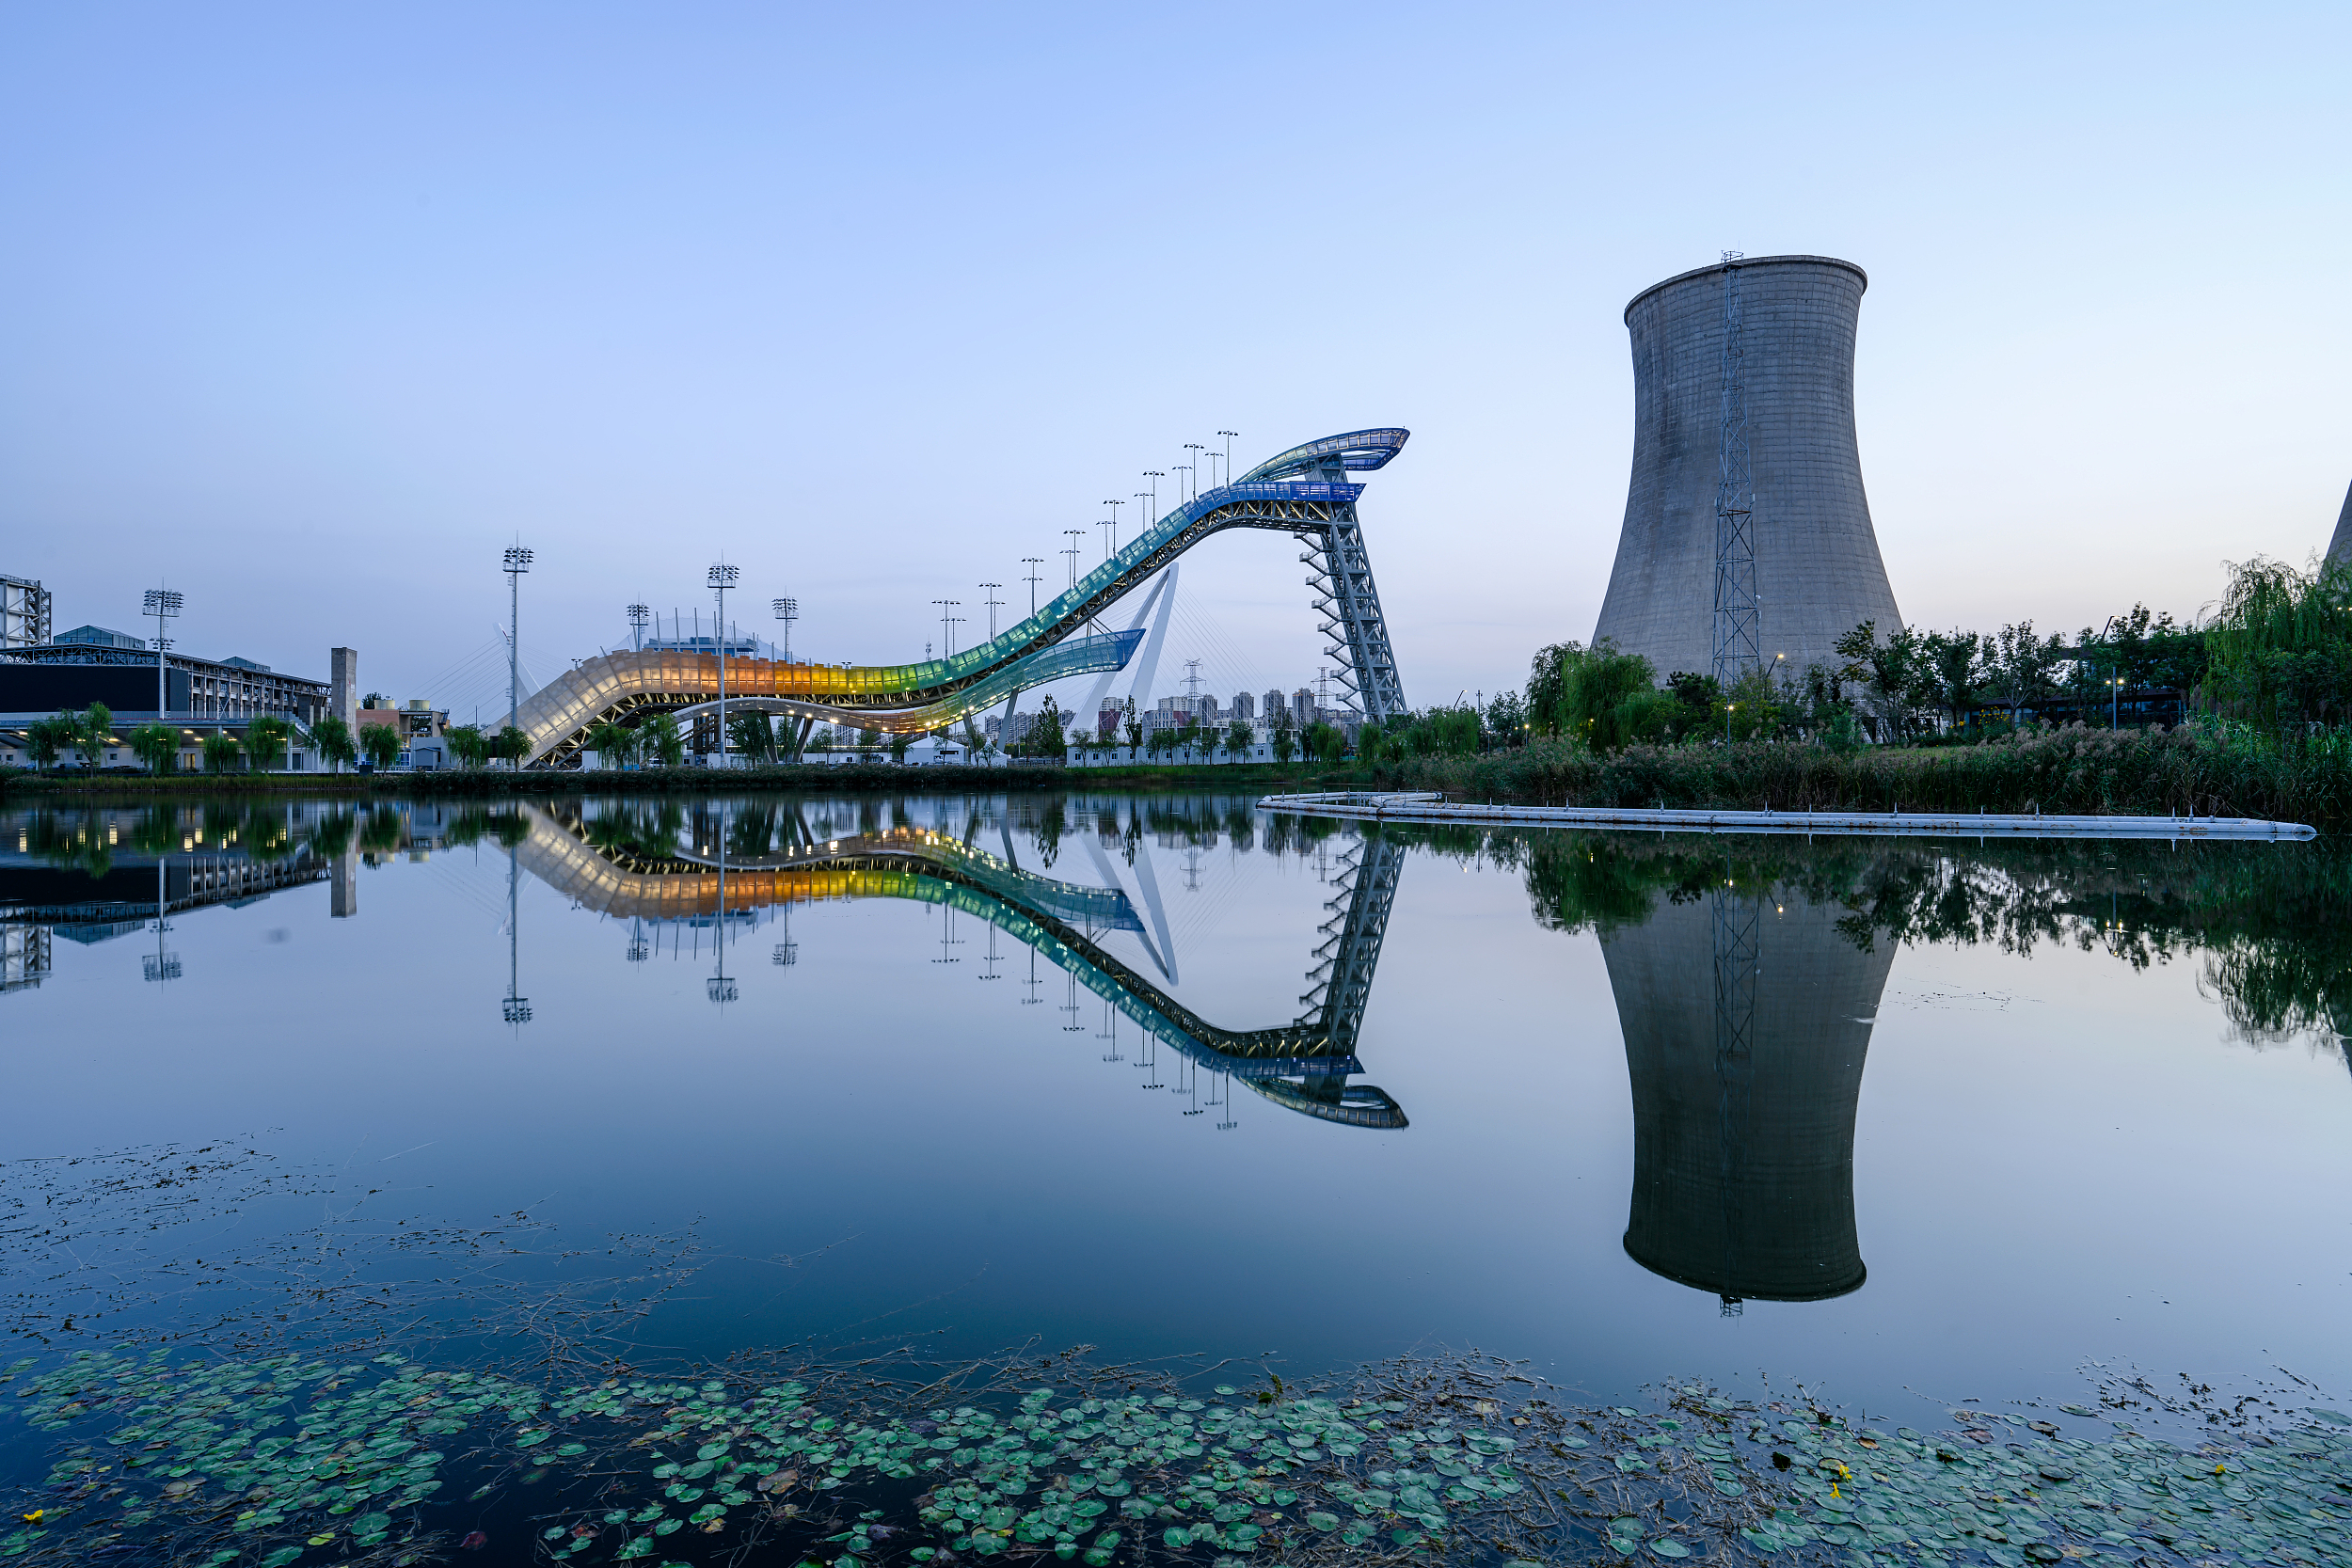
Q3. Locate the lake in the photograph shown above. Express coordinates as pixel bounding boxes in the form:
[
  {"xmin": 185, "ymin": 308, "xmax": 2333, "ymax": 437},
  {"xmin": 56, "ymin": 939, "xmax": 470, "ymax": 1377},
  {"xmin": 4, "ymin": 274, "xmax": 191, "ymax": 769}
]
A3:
[{"xmin": 4, "ymin": 789, "xmax": 2348, "ymax": 1567}]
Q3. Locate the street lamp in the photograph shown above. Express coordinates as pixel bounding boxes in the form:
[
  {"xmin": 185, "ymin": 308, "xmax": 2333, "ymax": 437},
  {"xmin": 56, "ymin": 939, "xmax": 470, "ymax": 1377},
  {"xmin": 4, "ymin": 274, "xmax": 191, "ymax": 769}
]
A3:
[
  {"xmin": 1217, "ymin": 430, "xmax": 1238, "ymax": 487},
  {"xmin": 978, "ymin": 583, "xmax": 1003, "ymax": 641},
  {"xmin": 1183, "ymin": 443, "xmax": 1204, "ymax": 499},
  {"xmin": 932, "ymin": 598, "xmax": 961, "ymax": 657},
  {"xmin": 1022, "ymin": 558, "xmax": 1044, "ymax": 617},
  {"xmin": 502, "ymin": 547, "xmax": 532, "ymax": 760},
  {"xmin": 1102, "ymin": 499, "xmax": 1122, "ymax": 557},
  {"xmin": 142, "ymin": 587, "xmax": 182, "ymax": 715},
  {"xmin": 1143, "ymin": 471, "xmax": 1164, "ymax": 529},
  {"xmin": 708, "ymin": 562, "xmax": 738, "ymax": 765}
]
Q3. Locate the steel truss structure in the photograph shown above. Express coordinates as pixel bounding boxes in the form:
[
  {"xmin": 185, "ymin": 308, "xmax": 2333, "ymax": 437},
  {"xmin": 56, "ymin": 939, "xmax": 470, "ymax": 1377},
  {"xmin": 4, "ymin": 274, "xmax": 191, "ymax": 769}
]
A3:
[
  {"xmin": 513, "ymin": 428, "xmax": 1412, "ymax": 767},
  {"xmin": 1711, "ymin": 256, "xmax": 1761, "ymax": 690}
]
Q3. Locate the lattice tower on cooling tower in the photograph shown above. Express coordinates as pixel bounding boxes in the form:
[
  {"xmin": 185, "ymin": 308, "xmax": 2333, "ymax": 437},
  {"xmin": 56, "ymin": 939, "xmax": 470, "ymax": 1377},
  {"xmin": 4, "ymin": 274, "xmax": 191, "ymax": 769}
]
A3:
[{"xmin": 1594, "ymin": 255, "xmax": 1903, "ymax": 684}]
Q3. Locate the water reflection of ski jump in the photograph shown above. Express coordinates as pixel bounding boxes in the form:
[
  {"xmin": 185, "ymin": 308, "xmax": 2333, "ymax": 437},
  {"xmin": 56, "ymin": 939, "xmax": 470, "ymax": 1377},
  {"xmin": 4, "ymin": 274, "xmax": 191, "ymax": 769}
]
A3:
[{"xmin": 517, "ymin": 804, "xmax": 1407, "ymax": 1130}]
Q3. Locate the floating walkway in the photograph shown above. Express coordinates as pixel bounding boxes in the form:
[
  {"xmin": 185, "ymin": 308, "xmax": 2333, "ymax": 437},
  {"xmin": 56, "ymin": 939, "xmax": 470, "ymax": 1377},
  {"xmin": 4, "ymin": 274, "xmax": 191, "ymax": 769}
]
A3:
[{"xmin": 1257, "ymin": 792, "xmax": 2319, "ymax": 841}]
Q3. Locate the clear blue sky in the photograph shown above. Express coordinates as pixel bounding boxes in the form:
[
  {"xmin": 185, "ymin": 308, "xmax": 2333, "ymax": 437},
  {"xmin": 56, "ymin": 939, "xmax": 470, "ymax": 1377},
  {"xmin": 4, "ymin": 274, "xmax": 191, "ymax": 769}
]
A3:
[{"xmin": 3, "ymin": 3, "xmax": 2345, "ymax": 717}]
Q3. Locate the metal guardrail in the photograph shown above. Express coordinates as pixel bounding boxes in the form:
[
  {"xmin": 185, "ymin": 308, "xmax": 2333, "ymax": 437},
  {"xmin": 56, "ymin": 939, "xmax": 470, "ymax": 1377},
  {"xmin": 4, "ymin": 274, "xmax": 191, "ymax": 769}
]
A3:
[{"xmin": 1256, "ymin": 792, "xmax": 2320, "ymax": 841}]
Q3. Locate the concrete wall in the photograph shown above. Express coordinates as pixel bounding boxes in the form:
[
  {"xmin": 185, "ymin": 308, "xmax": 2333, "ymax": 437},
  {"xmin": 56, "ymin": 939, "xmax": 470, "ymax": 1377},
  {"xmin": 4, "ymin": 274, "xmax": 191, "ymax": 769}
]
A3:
[
  {"xmin": 1599, "ymin": 888, "xmax": 1895, "ymax": 1303},
  {"xmin": 1594, "ymin": 255, "xmax": 1904, "ymax": 682}
]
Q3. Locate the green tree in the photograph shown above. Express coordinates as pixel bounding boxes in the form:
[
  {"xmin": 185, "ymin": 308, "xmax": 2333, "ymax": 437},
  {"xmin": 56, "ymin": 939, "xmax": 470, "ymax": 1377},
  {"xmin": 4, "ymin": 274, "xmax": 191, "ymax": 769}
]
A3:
[
  {"xmin": 1484, "ymin": 689, "xmax": 1527, "ymax": 747},
  {"xmin": 1303, "ymin": 720, "xmax": 1344, "ymax": 764},
  {"xmin": 1836, "ymin": 621, "xmax": 1934, "ymax": 742},
  {"xmin": 493, "ymin": 725, "xmax": 530, "ymax": 768},
  {"xmin": 442, "ymin": 724, "xmax": 487, "ymax": 768},
  {"xmin": 76, "ymin": 703, "xmax": 114, "ymax": 769},
  {"xmin": 1226, "ymin": 719, "xmax": 1252, "ymax": 758},
  {"xmin": 359, "ymin": 721, "xmax": 404, "ymax": 769},
  {"xmin": 888, "ymin": 729, "xmax": 914, "ymax": 764},
  {"xmin": 1923, "ymin": 628, "xmax": 1985, "ymax": 732},
  {"xmin": 1025, "ymin": 698, "xmax": 1064, "ymax": 759},
  {"xmin": 640, "ymin": 713, "xmax": 686, "ymax": 767},
  {"xmin": 312, "ymin": 715, "xmax": 357, "ymax": 773},
  {"xmin": 245, "ymin": 714, "xmax": 289, "ymax": 772},
  {"xmin": 2203, "ymin": 556, "xmax": 2352, "ymax": 731},
  {"xmin": 726, "ymin": 708, "xmax": 775, "ymax": 762},
  {"xmin": 201, "ymin": 729, "xmax": 243, "ymax": 773},
  {"xmin": 128, "ymin": 721, "xmax": 180, "ymax": 774},
  {"xmin": 1120, "ymin": 698, "xmax": 1143, "ymax": 752},
  {"xmin": 1987, "ymin": 620, "xmax": 2066, "ymax": 728},
  {"xmin": 1270, "ymin": 720, "xmax": 1297, "ymax": 766},
  {"xmin": 23, "ymin": 716, "xmax": 64, "ymax": 771},
  {"xmin": 584, "ymin": 719, "xmax": 636, "ymax": 769},
  {"xmin": 1526, "ymin": 641, "xmax": 1675, "ymax": 750}
]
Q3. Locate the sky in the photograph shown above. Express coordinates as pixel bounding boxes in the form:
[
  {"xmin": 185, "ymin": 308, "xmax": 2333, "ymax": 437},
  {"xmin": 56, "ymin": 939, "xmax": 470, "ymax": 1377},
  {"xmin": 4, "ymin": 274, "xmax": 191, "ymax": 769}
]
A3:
[{"xmin": 2, "ymin": 2, "xmax": 2347, "ymax": 720}]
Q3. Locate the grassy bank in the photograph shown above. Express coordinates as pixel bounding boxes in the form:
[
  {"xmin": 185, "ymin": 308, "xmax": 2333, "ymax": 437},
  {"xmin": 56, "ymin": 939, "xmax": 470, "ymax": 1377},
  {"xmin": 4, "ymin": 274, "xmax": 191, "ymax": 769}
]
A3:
[
  {"xmin": 1359, "ymin": 722, "xmax": 2352, "ymax": 829},
  {"xmin": 0, "ymin": 759, "xmax": 1346, "ymax": 801}
]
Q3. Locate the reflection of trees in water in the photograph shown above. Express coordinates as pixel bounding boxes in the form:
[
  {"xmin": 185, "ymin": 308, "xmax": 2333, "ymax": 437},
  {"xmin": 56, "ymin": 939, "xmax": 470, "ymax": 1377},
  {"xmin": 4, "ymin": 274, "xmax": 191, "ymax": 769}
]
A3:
[{"xmin": 1381, "ymin": 823, "xmax": 2352, "ymax": 1059}]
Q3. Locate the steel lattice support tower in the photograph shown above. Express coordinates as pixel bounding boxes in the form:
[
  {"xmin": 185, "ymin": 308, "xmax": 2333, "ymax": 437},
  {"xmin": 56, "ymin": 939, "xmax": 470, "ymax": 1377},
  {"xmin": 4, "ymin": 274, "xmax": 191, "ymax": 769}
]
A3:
[{"xmin": 1710, "ymin": 254, "xmax": 1760, "ymax": 689}]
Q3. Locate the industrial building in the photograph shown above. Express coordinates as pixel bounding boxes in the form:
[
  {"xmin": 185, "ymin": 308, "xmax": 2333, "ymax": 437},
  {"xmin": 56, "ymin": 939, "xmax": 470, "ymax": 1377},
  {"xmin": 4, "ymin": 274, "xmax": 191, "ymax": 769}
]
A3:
[{"xmin": 1593, "ymin": 254, "xmax": 1904, "ymax": 684}]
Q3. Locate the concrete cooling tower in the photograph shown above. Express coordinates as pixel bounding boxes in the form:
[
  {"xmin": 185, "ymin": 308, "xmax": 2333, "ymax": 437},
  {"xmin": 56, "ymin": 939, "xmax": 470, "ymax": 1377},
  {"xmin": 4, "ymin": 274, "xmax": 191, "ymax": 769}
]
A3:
[
  {"xmin": 2328, "ymin": 479, "xmax": 2351, "ymax": 567},
  {"xmin": 1593, "ymin": 255, "xmax": 1903, "ymax": 681},
  {"xmin": 1600, "ymin": 890, "xmax": 1894, "ymax": 1305}
]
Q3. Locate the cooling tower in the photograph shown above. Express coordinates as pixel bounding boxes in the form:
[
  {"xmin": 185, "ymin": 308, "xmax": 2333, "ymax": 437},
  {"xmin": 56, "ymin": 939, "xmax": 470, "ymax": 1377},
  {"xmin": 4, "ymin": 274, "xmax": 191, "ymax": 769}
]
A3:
[
  {"xmin": 2328, "ymin": 479, "xmax": 2351, "ymax": 566},
  {"xmin": 1593, "ymin": 255, "xmax": 1903, "ymax": 682},
  {"xmin": 1600, "ymin": 890, "xmax": 1892, "ymax": 1304}
]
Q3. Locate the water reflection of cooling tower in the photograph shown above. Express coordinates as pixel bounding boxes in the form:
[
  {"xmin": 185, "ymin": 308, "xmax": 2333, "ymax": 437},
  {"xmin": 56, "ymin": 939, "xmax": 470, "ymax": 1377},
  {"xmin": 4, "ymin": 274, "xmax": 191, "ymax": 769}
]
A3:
[{"xmin": 1600, "ymin": 893, "xmax": 1894, "ymax": 1304}]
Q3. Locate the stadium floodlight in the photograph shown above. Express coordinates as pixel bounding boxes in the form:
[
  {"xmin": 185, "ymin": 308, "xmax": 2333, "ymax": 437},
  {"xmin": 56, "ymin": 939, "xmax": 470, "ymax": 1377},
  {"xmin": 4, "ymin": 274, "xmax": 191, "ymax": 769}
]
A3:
[
  {"xmin": 502, "ymin": 547, "xmax": 532, "ymax": 753},
  {"xmin": 772, "ymin": 596, "xmax": 797, "ymax": 663},
  {"xmin": 143, "ymin": 587, "xmax": 182, "ymax": 715},
  {"xmin": 709, "ymin": 562, "xmax": 738, "ymax": 764},
  {"xmin": 627, "ymin": 602, "xmax": 650, "ymax": 652}
]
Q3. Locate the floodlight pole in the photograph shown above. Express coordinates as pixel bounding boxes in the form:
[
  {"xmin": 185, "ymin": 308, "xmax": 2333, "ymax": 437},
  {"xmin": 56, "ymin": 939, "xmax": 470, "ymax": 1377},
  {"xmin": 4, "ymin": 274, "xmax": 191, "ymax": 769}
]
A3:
[
  {"xmin": 772, "ymin": 596, "xmax": 798, "ymax": 663},
  {"xmin": 1022, "ymin": 558, "xmax": 1044, "ymax": 617},
  {"xmin": 708, "ymin": 561, "xmax": 738, "ymax": 765},
  {"xmin": 979, "ymin": 583, "xmax": 1003, "ymax": 641},
  {"xmin": 143, "ymin": 587, "xmax": 182, "ymax": 715},
  {"xmin": 1217, "ymin": 431, "xmax": 1238, "ymax": 487},
  {"xmin": 627, "ymin": 603, "xmax": 650, "ymax": 653},
  {"xmin": 1103, "ymin": 499, "xmax": 1122, "ymax": 556},
  {"xmin": 933, "ymin": 598, "xmax": 961, "ymax": 657},
  {"xmin": 503, "ymin": 546, "xmax": 532, "ymax": 764}
]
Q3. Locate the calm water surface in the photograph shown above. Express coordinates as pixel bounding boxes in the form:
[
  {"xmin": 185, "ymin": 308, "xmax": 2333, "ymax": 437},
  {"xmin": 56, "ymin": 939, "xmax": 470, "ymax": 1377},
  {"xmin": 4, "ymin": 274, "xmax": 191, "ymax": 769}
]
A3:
[{"xmin": 6, "ymin": 791, "xmax": 2344, "ymax": 1417}]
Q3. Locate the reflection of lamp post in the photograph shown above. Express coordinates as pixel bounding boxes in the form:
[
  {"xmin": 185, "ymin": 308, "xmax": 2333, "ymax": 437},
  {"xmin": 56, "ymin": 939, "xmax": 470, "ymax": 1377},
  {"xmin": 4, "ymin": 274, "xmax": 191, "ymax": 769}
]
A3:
[
  {"xmin": 143, "ymin": 587, "xmax": 182, "ymax": 715},
  {"xmin": 143, "ymin": 859, "xmax": 179, "ymax": 983},
  {"xmin": 502, "ymin": 838, "xmax": 530, "ymax": 1027},
  {"xmin": 709, "ymin": 802, "xmax": 736, "ymax": 1004}
]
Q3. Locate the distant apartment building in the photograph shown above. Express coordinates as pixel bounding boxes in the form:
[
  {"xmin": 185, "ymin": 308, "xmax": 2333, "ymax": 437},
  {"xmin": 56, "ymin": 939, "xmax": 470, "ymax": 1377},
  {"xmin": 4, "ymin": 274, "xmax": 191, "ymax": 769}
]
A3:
[
  {"xmin": 1263, "ymin": 689, "xmax": 1285, "ymax": 725},
  {"xmin": 1230, "ymin": 689, "xmax": 1254, "ymax": 722},
  {"xmin": 1292, "ymin": 689, "xmax": 1315, "ymax": 729}
]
